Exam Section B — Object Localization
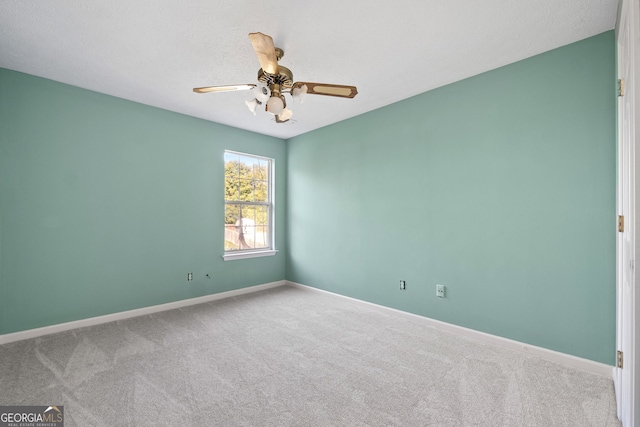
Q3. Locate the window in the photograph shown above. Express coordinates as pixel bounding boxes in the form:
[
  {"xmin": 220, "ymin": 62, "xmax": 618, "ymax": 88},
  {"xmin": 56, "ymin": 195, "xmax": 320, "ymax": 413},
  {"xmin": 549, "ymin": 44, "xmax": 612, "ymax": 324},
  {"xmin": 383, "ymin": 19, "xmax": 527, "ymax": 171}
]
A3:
[{"xmin": 223, "ymin": 151, "xmax": 276, "ymax": 260}]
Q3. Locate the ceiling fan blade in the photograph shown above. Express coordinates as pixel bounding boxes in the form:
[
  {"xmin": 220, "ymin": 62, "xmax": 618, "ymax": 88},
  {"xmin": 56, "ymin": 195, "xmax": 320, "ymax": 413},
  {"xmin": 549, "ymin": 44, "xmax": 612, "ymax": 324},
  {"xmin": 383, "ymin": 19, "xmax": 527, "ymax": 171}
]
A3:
[
  {"xmin": 248, "ymin": 32, "xmax": 279, "ymax": 75},
  {"xmin": 293, "ymin": 82, "xmax": 358, "ymax": 98},
  {"xmin": 193, "ymin": 84, "xmax": 256, "ymax": 93}
]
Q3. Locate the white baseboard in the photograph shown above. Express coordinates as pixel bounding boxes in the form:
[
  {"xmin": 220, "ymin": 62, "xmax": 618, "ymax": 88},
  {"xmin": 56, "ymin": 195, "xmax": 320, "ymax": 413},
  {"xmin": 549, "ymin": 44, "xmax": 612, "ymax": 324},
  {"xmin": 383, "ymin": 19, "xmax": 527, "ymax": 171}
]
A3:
[
  {"xmin": 286, "ymin": 281, "xmax": 614, "ymax": 379},
  {"xmin": 1, "ymin": 279, "xmax": 615, "ymax": 380},
  {"xmin": 0, "ymin": 280, "xmax": 286, "ymax": 345}
]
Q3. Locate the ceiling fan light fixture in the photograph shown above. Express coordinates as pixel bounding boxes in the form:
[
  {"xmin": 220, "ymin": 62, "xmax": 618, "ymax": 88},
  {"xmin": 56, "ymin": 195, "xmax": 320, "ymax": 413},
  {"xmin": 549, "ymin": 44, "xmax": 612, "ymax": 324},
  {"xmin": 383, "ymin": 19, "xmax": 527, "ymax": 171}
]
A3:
[
  {"xmin": 292, "ymin": 84, "xmax": 308, "ymax": 103},
  {"xmin": 278, "ymin": 108, "xmax": 293, "ymax": 122},
  {"xmin": 254, "ymin": 85, "xmax": 270, "ymax": 103},
  {"xmin": 266, "ymin": 95, "xmax": 285, "ymax": 115},
  {"xmin": 245, "ymin": 98, "xmax": 261, "ymax": 115}
]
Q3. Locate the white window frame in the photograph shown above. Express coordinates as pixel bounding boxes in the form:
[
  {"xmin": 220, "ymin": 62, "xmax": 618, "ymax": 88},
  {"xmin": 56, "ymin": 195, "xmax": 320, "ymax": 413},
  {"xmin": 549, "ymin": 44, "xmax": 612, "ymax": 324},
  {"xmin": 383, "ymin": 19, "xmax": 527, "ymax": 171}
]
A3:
[{"xmin": 222, "ymin": 150, "xmax": 277, "ymax": 261}]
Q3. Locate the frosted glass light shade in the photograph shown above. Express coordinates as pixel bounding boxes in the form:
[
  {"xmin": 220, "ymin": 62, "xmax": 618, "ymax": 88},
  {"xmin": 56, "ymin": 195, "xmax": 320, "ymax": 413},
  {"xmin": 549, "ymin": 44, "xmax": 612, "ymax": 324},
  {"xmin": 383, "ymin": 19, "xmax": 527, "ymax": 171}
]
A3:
[
  {"xmin": 278, "ymin": 108, "xmax": 293, "ymax": 121},
  {"xmin": 292, "ymin": 84, "xmax": 308, "ymax": 103},
  {"xmin": 254, "ymin": 85, "xmax": 270, "ymax": 103},
  {"xmin": 266, "ymin": 96, "xmax": 284, "ymax": 115},
  {"xmin": 245, "ymin": 98, "xmax": 259, "ymax": 115}
]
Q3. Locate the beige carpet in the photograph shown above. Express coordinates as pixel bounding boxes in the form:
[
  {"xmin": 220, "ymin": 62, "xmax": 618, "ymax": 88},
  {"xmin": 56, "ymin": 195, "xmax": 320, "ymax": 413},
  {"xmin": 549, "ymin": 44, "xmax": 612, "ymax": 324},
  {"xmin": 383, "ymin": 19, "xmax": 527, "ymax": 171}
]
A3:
[{"xmin": 0, "ymin": 285, "xmax": 620, "ymax": 426}]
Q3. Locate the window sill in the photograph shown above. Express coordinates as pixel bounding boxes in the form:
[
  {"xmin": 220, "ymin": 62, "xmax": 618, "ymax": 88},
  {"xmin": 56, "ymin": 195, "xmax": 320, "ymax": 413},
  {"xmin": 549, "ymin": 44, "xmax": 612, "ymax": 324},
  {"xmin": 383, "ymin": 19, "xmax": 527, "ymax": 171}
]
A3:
[{"xmin": 222, "ymin": 250, "xmax": 278, "ymax": 261}]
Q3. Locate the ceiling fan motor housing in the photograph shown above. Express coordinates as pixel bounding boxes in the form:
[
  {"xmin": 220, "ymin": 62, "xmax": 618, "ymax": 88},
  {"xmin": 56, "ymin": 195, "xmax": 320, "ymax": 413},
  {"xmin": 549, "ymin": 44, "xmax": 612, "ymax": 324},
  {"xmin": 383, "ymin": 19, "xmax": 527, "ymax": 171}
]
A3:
[{"xmin": 258, "ymin": 66, "xmax": 294, "ymax": 92}]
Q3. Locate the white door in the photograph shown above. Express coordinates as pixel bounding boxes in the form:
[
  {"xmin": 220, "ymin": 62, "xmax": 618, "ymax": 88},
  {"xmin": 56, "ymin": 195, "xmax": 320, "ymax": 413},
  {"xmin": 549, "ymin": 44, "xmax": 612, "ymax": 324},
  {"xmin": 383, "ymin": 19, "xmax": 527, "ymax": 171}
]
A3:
[{"xmin": 615, "ymin": 0, "xmax": 639, "ymax": 425}]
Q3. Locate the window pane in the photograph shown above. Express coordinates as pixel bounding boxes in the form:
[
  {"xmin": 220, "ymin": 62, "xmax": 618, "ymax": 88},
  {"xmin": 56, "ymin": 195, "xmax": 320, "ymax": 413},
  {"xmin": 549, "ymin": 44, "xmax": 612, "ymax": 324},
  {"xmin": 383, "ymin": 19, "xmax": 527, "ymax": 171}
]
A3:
[
  {"xmin": 225, "ymin": 204, "xmax": 240, "ymax": 226},
  {"xmin": 252, "ymin": 159, "xmax": 267, "ymax": 180},
  {"xmin": 225, "ymin": 203, "xmax": 268, "ymax": 250},
  {"xmin": 224, "ymin": 152, "xmax": 239, "ymax": 164},
  {"xmin": 238, "ymin": 155, "xmax": 256, "ymax": 179},
  {"xmin": 225, "ymin": 176, "xmax": 237, "ymax": 200},
  {"xmin": 255, "ymin": 205, "xmax": 268, "ymax": 226},
  {"xmin": 238, "ymin": 178, "xmax": 252, "ymax": 201},
  {"xmin": 253, "ymin": 179, "xmax": 268, "ymax": 202},
  {"xmin": 225, "ymin": 155, "xmax": 241, "ymax": 201},
  {"xmin": 224, "ymin": 204, "xmax": 239, "ymax": 250}
]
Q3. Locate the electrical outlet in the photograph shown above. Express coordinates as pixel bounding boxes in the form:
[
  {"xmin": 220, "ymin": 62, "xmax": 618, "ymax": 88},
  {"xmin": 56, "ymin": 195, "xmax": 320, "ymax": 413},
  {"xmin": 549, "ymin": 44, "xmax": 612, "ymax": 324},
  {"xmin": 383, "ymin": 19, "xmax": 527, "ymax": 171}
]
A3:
[
  {"xmin": 400, "ymin": 280, "xmax": 406, "ymax": 290},
  {"xmin": 187, "ymin": 272, "xmax": 193, "ymax": 281},
  {"xmin": 436, "ymin": 284, "xmax": 445, "ymax": 298}
]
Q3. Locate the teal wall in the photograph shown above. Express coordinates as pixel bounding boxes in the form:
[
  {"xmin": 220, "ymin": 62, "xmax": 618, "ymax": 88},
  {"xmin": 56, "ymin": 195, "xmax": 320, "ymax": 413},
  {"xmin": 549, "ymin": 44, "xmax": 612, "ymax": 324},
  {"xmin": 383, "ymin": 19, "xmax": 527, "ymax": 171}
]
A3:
[
  {"xmin": 0, "ymin": 31, "xmax": 616, "ymax": 365},
  {"xmin": 286, "ymin": 32, "xmax": 616, "ymax": 364},
  {"xmin": 0, "ymin": 68, "xmax": 287, "ymax": 335}
]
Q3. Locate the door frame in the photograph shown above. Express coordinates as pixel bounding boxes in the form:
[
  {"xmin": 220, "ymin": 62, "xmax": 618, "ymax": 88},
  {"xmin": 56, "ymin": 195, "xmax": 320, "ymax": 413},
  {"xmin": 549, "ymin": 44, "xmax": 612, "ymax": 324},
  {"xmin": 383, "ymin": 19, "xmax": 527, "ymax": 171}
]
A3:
[{"xmin": 615, "ymin": 0, "xmax": 640, "ymax": 425}]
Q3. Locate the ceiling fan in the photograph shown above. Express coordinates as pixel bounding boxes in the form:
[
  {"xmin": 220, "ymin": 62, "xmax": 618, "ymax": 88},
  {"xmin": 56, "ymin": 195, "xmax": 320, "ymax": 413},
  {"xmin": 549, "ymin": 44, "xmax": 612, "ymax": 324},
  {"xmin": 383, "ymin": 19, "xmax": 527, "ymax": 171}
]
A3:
[{"xmin": 193, "ymin": 32, "xmax": 358, "ymax": 123}]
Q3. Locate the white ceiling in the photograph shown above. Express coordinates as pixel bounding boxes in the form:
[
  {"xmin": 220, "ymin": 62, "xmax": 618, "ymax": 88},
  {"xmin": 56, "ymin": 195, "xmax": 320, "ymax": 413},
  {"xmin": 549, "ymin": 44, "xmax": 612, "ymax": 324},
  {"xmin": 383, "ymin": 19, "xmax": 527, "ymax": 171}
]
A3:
[{"xmin": 0, "ymin": 0, "xmax": 618, "ymax": 139}]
